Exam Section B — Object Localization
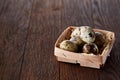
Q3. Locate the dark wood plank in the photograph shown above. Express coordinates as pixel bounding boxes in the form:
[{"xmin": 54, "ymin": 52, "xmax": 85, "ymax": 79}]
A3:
[
  {"xmin": 92, "ymin": 0, "xmax": 120, "ymax": 79},
  {"xmin": 60, "ymin": 0, "xmax": 100, "ymax": 80},
  {"xmin": 0, "ymin": 0, "xmax": 120, "ymax": 80},
  {"xmin": 60, "ymin": 0, "xmax": 120, "ymax": 80},
  {"xmin": 0, "ymin": 0, "xmax": 33, "ymax": 80},
  {"xmin": 20, "ymin": 0, "xmax": 62, "ymax": 80},
  {"xmin": 61, "ymin": 0, "xmax": 93, "ymax": 28}
]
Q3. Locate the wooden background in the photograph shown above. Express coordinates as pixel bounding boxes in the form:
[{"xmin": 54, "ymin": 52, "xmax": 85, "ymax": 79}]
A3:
[{"xmin": 0, "ymin": 0, "xmax": 120, "ymax": 80}]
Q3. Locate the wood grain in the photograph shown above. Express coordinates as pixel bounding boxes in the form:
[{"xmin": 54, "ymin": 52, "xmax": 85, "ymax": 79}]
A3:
[
  {"xmin": 92, "ymin": 0, "xmax": 120, "ymax": 79},
  {"xmin": 60, "ymin": 0, "xmax": 120, "ymax": 80},
  {"xmin": 61, "ymin": 0, "xmax": 93, "ymax": 28},
  {"xmin": 60, "ymin": 0, "xmax": 100, "ymax": 80},
  {"xmin": 20, "ymin": 0, "xmax": 62, "ymax": 80},
  {"xmin": 0, "ymin": 0, "xmax": 33, "ymax": 80},
  {"xmin": 0, "ymin": 0, "xmax": 120, "ymax": 80}
]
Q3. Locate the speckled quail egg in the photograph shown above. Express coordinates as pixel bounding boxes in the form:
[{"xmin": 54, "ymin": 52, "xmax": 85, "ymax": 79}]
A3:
[
  {"xmin": 71, "ymin": 27, "xmax": 81, "ymax": 37},
  {"xmin": 83, "ymin": 43, "xmax": 99, "ymax": 55},
  {"xmin": 60, "ymin": 40, "xmax": 78, "ymax": 52},
  {"xmin": 71, "ymin": 26, "xmax": 95, "ymax": 43},
  {"xmin": 79, "ymin": 26, "xmax": 95, "ymax": 43},
  {"xmin": 94, "ymin": 32, "xmax": 105, "ymax": 48},
  {"xmin": 69, "ymin": 36, "xmax": 83, "ymax": 45}
]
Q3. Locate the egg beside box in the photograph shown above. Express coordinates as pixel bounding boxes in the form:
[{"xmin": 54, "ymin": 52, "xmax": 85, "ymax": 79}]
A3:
[{"xmin": 54, "ymin": 26, "xmax": 115, "ymax": 69}]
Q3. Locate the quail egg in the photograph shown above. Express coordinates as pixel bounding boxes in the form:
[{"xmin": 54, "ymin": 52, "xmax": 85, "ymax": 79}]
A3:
[
  {"xmin": 94, "ymin": 32, "xmax": 105, "ymax": 47},
  {"xmin": 83, "ymin": 43, "xmax": 99, "ymax": 55},
  {"xmin": 71, "ymin": 26, "xmax": 95, "ymax": 43},
  {"xmin": 60, "ymin": 40, "xmax": 78, "ymax": 52},
  {"xmin": 69, "ymin": 36, "xmax": 83, "ymax": 45},
  {"xmin": 79, "ymin": 26, "xmax": 95, "ymax": 43},
  {"xmin": 71, "ymin": 27, "xmax": 81, "ymax": 37}
]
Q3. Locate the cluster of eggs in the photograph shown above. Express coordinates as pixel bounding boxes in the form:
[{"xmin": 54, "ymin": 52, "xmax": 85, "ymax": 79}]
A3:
[{"xmin": 59, "ymin": 26, "xmax": 105, "ymax": 55}]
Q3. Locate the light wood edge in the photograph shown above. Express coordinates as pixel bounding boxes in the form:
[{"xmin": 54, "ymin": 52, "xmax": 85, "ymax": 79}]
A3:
[
  {"xmin": 101, "ymin": 32, "xmax": 115, "ymax": 64},
  {"xmin": 57, "ymin": 56, "xmax": 100, "ymax": 69},
  {"xmin": 54, "ymin": 47, "xmax": 101, "ymax": 69}
]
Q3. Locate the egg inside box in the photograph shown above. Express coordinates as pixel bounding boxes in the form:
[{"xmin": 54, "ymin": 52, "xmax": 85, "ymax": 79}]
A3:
[{"xmin": 54, "ymin": 26, "xmax": 115, "ymax": 69}]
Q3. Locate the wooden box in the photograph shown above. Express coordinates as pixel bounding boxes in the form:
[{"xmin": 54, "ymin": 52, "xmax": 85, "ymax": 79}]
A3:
[{"xmin": 54, "ymin": 26, "xmax": 115, "ymax": 69}]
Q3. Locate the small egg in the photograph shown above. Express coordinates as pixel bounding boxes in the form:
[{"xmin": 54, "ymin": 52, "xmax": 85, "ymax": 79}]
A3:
[
  {"xmin": 83, "ymin": 43, "xmax": 99, "ymax": 55},
  {"xmin": 69, "ymin": 36, "xmax": 83, "ymax": 45},
  {"xmin": 71, "ymin": 27, "xmax": 81, "ymax": 37},
  {"xmin": 94, "ymin": 32, "xmax": 105, "ymax": 48},
  {"xmin": 80, "ymin": 26, "xmax": 95, "ymax": 43},
  {"xmin": 60, "ymin": 40, "xmax": 78, "ymax": 52},
  {"xmin": 71, "ymin": 26, "xmax": 95, "ymax": 43}
]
